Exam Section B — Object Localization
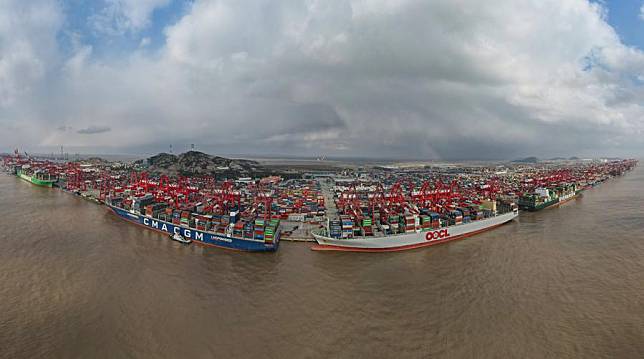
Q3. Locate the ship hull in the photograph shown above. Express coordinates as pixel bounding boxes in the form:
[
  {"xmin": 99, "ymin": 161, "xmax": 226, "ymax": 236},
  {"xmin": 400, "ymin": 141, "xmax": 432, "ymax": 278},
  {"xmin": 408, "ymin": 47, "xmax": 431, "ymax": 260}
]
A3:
[
  {"xmin": 521, "ymin": 192, "xmax": 581, "ymax": 212},
  {"xmin": 312, "ymin": 210, "xmax": 518, "ymax": 252},
  {"xmin": 519, "ymin": 198, "xmax": 558, "ymax": 212},
  {"xmin": 108, "ymin": 205, "xmax": 278, "ymax": 252},
  {"xmin": 18, "ymin": 172, "xmax": 55, "ymax": 187},
  {"xmin": 555, "ymin": 192, "xmax": 581, "ymax": 206}
]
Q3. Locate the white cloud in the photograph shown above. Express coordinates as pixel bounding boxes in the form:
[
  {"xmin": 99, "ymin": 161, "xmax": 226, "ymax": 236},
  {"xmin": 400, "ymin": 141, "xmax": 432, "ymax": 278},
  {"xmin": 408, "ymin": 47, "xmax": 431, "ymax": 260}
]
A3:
[
  {"xmin": 90, "ymin": 0, "xmax": 171, "ymax": 35},
  {"xmin": 0, "ymin": 0, "xmax": 62, "ymax": 107},
  {"xmin": 2, "ymin": 0, "xmax": 644, "ymax": 158},
  {"xmin": 139, "ymin": 37, "xmax": 151, "ymax": 48}
]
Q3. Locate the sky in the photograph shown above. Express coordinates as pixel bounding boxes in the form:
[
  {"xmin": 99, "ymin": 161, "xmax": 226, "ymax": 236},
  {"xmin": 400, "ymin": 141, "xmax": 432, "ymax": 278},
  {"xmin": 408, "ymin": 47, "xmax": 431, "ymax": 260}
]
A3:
[{"xmin": 1, "ymin": 0, "xmax": 644, "ymax": 160}]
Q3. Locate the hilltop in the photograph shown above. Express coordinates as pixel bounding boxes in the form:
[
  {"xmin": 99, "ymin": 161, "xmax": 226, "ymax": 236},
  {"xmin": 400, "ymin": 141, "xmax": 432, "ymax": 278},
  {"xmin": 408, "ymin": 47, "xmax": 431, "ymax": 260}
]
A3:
[
  {"xmin": 511, "ymin": 156, "xmax": 539, "ymax": 163},
  {"xmin": 137, "ymin": 151, "xmax": 269, "ymax": 178}
]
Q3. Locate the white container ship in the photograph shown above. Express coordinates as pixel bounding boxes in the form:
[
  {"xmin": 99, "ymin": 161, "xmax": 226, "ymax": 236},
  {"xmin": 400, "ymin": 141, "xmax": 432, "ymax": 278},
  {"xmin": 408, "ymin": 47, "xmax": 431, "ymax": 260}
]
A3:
[{"xmin": 312, "ymin": 207, "xmax": 518, "ymax": 252}]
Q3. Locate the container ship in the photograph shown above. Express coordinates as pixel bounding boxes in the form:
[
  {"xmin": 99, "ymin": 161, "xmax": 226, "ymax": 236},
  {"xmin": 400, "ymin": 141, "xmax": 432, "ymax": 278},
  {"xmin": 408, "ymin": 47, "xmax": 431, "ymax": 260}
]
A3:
[
  {"xmin": 312, "ymin": 201, "xmax": 518, "ymax": 252},
  {"xmin": 106, "ymin": 195, "xmax": 279, "ymax": 252},
  {"xmin": 518, "ymin": 184, "xmax": 580, "ymax": 211},
  {"xmin": 16, "ymin": 166, "xmax": 57, "ymax": 187}
]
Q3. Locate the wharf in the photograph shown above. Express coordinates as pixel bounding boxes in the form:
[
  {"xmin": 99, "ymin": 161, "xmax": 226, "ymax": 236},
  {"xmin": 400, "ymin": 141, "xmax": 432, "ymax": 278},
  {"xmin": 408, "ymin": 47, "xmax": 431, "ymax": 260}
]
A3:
[
  {"xmin": 279, "ymin": 220, "xmax": 319, "ymax": 242},
  {"xmin": 318, "ymin": 179, "xmax": 338, "ymax": 219}
]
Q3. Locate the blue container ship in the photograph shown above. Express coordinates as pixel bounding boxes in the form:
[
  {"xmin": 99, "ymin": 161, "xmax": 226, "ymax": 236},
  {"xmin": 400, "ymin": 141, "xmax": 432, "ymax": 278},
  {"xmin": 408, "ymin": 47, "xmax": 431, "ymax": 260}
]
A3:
[{"xmin": 106, "ymin": 200, "xmax": 279, "ymax": 252}]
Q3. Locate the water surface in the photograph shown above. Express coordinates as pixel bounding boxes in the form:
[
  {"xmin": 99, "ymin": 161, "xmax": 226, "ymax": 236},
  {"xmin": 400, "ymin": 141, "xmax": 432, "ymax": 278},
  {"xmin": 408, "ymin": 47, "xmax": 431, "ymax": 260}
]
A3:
[{"xmin": 1, "ymin": 167, "xmax": 643, "ymax": 358}]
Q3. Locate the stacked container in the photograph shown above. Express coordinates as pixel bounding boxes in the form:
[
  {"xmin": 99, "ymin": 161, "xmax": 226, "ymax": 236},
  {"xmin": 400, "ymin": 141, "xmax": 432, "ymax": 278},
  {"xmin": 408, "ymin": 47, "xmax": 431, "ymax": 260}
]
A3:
[
  {"xmin": 357, "ymin": 217, "xmax": 370, "ymax": 236},
  {"xmin": 458, "ymin": 207, "xmax": 471, "ymax": 224},
  {"xmin": 264, "ymin": 219, "xmax": 279, "ymax": 244},
  {"xmin": 420, "ymin": 215, "xmax": 432, "ymax": 230},
  {"xmin": 194, "ymin": 215, "xmax": 209, "ymax": 231},
  {"xmin": 233, "ymin": 222, "xmax": 244, "ymax": 237},
  {"xmin": 254, "ymin": 218, "xmax": 265, "ymax": 240},
  {"xmin": 132, "ymin": 194, "xmax": 155, "ymax": 212},
  {"xmin": 341, "ymin": 216, "xmax": 354, "ymax": 238},
  {"xmin": 428, "ymin": 212, "xmax": 441, "ymax": 228},
  {"xmin": 180, "ymin": 211, "xmax": 190, "ymax": 227},
  {"xmin": 329, "ymin": 220, "xmax": 342, "ymax": 238},
  {"xmin": 448, "ymin": 210, "xmax": 463, "ymax": 225},
  {"xmin": 264, "ymin": 226, "xmax": 274, "ymax": 243},
  {"xmin": 383, "ymin": 215, "xmax": 397, "ymax": 234},
  {"xmin": 400, "ymin": 215, "xmax": 415, "ymax": 233},
  {"xmin": 213, "ymin": 215, "xmax": 225, "ymax": 234},
  {"xmin": 361, "ymin": 218, "xmax": 373, "ymax": 236},
  {"xmin": 243, "ymin": 221, "xmax": 253, "ymax": 238}
]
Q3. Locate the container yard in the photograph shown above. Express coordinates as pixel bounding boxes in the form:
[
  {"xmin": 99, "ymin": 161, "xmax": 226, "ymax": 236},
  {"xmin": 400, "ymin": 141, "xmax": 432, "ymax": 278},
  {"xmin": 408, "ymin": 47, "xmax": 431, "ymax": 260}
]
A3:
[{"xmin": 1, "ymin": 150, "xmax": 638, "ymax": 252}]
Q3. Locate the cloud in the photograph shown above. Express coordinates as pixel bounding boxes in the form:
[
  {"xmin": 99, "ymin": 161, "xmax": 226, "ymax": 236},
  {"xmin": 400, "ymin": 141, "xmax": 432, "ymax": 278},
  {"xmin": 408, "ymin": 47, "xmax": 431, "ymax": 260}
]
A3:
[
  {"xmin": 90, "ymin": 0, "xmax": 172, "ymax": 35},
  {"xmin": 139, "ymin": 37, "xmax": 151, "ymax": 48},
  {"xmin": 1, "ymin": 0, "xmax": 644, "ymax": 159},
  {"xmin": 0, "ymin": 0, "xmax": 62, "ymax": 107},
  {"xmin": 77, "ymin": 125, "xmax": 112, "ymax": 134}
]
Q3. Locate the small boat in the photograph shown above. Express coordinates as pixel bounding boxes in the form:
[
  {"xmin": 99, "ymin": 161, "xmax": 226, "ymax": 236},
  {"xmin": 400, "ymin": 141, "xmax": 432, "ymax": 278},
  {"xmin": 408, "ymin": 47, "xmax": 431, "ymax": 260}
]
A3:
[{"xmin": 171, "ymin": 233, "xmax": 192, "ymax": 244}]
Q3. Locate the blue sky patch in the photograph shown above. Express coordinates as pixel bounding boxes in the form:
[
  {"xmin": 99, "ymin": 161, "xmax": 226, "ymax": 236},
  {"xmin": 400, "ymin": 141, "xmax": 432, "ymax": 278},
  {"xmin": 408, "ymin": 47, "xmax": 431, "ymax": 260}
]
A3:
[
  {"xmin": 59, "ymin": 0, "xmax": 193, "ymax": 59},
  {"xmin": 603, "ymin": 0, "xmax": 644, "ymax": 50}
]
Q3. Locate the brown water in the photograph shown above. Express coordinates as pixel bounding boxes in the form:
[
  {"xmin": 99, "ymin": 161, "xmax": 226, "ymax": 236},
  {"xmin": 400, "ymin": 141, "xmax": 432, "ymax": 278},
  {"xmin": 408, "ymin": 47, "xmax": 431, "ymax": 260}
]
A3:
[{"xmin": 1, "ymin": 167, "xmax": 643, "ymax": 359}]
